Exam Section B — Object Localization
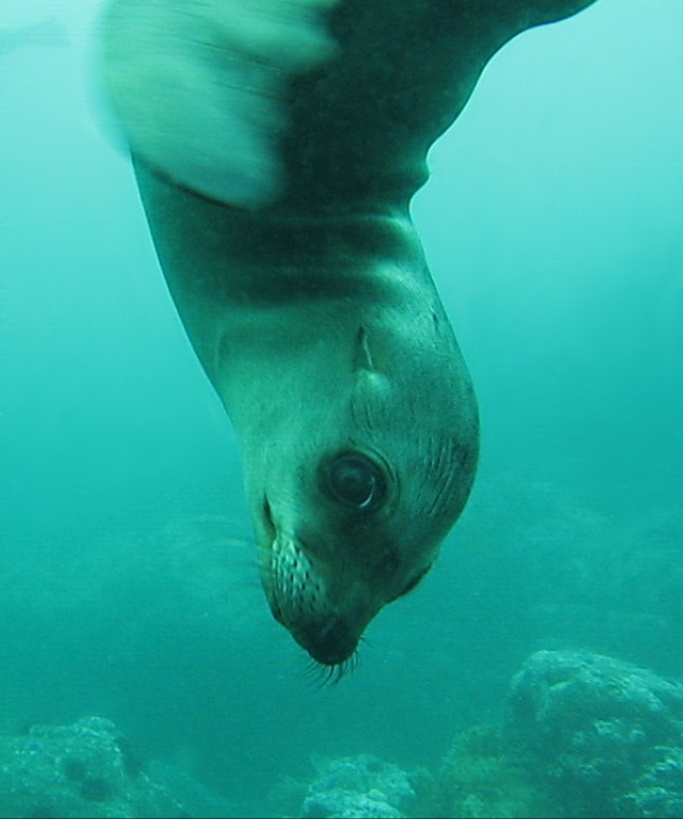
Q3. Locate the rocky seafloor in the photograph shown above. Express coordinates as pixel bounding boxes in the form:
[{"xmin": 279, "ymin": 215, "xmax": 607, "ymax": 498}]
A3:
[
  {"xmin": 0, "ymin": 715, "xmax": 232, "ymax": 818},
  {"xmin": 4, "ymin": 650, "xmax": 683, "ymax": 818}
]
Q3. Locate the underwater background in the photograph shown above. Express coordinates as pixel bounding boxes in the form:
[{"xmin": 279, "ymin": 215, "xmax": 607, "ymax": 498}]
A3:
[{"xmin": 1, "ymin": 0, "xmax": 682, "ymax": 816}]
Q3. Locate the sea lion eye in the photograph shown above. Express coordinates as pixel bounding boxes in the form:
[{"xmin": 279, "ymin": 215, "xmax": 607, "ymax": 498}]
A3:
[{"xmin": 323, "ymin": 452, "xmax": 387, "ymax": 511}]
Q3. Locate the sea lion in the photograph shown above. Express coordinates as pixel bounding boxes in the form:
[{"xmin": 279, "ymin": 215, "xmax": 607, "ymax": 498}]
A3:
[{"xmin": 100, "ymin": 0, "xmax": 597, "ymax": 667}]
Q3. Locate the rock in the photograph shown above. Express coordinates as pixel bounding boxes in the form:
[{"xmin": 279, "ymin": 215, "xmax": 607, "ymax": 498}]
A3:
[
  {"xmin": 506, "ymin": 650, "xmax": 683, "ymax": 818},
  {"xmin": 616, "ymin": 747, "xmax": 683, "ymax": 818},
  {"xmin": 0, "ymin": 715, "xmax": 227, "ymax": 818},
  {"xmin": 301, "ymin": 754, "xmax": 415, "ymax": 819},
  {"xmin": 435, "ymin": 723, "xmax": 552, "ymax": 818},
  {"xmin": 302, "ymin": 790, "xmax": 403, "ymax": 819}
]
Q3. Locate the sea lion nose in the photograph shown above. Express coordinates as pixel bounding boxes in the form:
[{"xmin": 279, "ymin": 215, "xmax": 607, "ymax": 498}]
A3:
[{"xmin": 296, "ymin": 619, "xmax": 359, "ymax": 666}]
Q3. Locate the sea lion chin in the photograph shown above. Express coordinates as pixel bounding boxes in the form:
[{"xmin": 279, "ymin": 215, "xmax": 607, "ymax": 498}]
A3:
[{"xmin": 100, "ymin": 0, "xmax": 598, "ymax": 666}]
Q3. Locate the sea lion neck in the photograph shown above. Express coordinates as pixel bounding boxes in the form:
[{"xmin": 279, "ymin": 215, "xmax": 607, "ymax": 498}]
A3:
[
  {"xmin": 204, "ymin": 206, "xmax": 445, "ymax": 429},
  {"xmin": 134, "ymin": 162, "xmax": 440, "ymax": 381}
]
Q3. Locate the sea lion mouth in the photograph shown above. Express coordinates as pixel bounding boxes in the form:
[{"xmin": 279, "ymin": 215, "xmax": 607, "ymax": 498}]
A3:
[{"xmin": 291, "ymin": 617, "xmax": 360, "ymax": 667}]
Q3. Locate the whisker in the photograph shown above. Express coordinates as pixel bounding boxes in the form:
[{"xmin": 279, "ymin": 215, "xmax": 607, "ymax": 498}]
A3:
[
  {"xmin": 302, "ymin": 649, "xmax": 362, "ymax": 687},
  {"xmin": 304, "ymin": 659, "xmax": 336, "ymax": 690}
]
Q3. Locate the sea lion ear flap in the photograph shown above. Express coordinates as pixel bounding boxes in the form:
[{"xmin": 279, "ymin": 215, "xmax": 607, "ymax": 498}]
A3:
[
  {"xmin": 98, "ymin": 0, "xmax": 340, "ymax": 209},
  {"xmin": 352, "ymin": 328, "xmax": 391, "ymax": 402},
  {"xmin": 353, "ymin": 327, "xmax": 375, "ymax": 373}
]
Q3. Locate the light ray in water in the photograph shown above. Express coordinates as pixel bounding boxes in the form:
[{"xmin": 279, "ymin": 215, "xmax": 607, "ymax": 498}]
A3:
[{"xmin": 0, "ymin": 18, "xmax": 68, "ymax": 56}]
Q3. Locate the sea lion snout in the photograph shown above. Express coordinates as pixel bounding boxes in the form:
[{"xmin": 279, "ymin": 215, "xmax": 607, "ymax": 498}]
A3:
[
  {"xmin": 264, "ymin": 528, "xmax": 380, "ymax": 664},
  {"xmin": 292, "ymin": 618, "xmax": 361, "ymax": 666}
]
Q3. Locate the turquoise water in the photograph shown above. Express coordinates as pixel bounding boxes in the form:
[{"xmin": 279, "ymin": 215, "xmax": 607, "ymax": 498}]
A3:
[{"xmin": 0, "ymin": 0, "xmax": 682, "ymax": 815}]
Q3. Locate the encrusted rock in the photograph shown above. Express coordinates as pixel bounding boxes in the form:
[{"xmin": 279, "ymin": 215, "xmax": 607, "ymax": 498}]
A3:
[
  {"xmin": 0, "ymin": 715, "xmax": 226, "ymax": 818},
  {"xmin": 301, "ymin": 754, "xmax": 415, "ymax": 819},
  {"xmin": 506, "ymin": 650, "xmax": 683, "ymax": 818}
]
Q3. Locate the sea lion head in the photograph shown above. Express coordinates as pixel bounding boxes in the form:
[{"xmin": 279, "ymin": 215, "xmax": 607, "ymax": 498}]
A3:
[{"xmin": 239, "ymin": 312, "xmax": 479, "ymax": 667}]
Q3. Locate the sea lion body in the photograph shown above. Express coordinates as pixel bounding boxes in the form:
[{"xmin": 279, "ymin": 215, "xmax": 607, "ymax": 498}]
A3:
[{"xmin": 101, "ymin": 0, "xmax": 597, "ymax": 665}]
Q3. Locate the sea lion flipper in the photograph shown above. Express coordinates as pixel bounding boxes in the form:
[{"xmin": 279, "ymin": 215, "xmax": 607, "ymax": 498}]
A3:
[
  {"xmin": 277, "ymin": 0, "xmax": 600, "ymax": 209},
  {"xmin": 100, "ymin": 0, "xmax": 598, "ymax": 212},
  {"xmin": 99, "ymin": 0, "xmax": 340, "ymax": 208}
]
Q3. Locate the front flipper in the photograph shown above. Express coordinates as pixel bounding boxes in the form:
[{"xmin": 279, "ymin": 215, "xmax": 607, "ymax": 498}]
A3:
[
  {"xmin": 100, "ymin": 0, "xmax": 597, "ymax": 213},
  {"xmin": 99, "ymin": 0, "xmax": 340, "ymax": 208},
  {"xmin": 278, "ymin": 0, "xmax": 600, "ymax": 210}
]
